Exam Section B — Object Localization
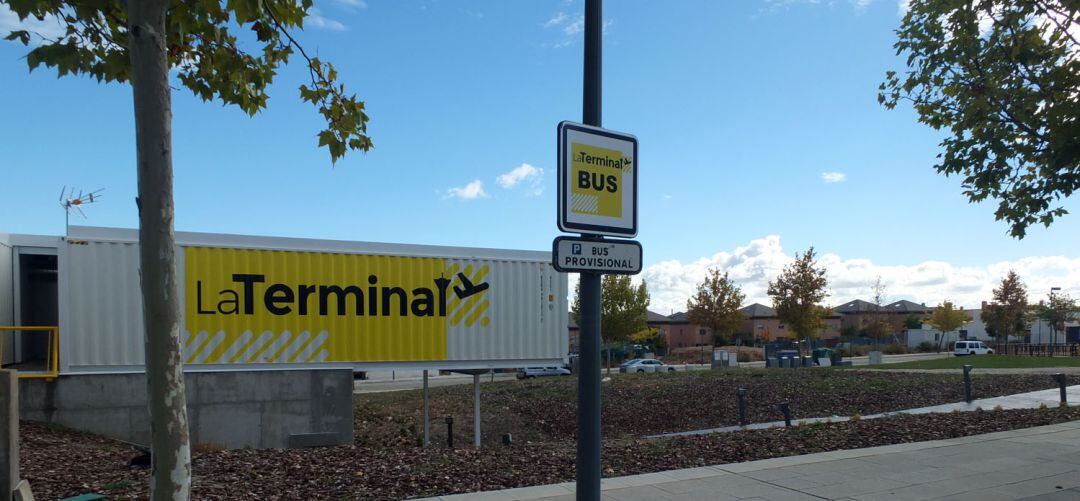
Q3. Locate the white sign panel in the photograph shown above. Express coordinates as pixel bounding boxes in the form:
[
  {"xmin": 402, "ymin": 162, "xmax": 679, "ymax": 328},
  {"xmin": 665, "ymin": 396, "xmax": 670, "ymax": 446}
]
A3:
[
  {"xmin": 557, "ymin": 121, "xmax": 638, "ymax": 237},
  {"xmin": 552, "ymin": 236, "xmax": 642, "ymax": 275}
]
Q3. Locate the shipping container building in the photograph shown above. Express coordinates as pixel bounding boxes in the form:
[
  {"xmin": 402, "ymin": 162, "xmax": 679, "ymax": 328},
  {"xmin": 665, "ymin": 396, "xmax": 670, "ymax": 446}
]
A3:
[{"xmin": 1, "ymin": 226, "xmax": 569, "ymax": 376}]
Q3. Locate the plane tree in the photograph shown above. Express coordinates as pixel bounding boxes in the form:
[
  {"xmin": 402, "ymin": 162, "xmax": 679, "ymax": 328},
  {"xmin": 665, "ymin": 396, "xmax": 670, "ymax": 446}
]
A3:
[
  {"xmin": 686, "ymin": 269, "xmax": 746, "ymax": 346},
  {"xmin": 880, "ymin": 0, "xmax": 1080, "ymax": 238},
  {"xmin": 767, "ymin": 247, "xmax": 829, "ymax": 356},
  {"xmin": 3, "ymin": 1, "xmax": 372, "ymax": 498},
  {"xmin": 927, "ymin": 301, "xmax": 972, "ymax": 352},
  {"xmin": 981, "ymin": 271, "xmax": 1029, "ymax": 343}
]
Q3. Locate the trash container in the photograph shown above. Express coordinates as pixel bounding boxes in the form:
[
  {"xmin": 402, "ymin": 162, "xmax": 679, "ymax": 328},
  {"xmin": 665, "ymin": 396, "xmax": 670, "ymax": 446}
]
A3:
[
  {"xmin": 777, "ymin": 350, "xmax": 799, "ymax": 369},
  {"xmin": 812, "ymin": 348, "xmax": 833, "ymax": 365}
]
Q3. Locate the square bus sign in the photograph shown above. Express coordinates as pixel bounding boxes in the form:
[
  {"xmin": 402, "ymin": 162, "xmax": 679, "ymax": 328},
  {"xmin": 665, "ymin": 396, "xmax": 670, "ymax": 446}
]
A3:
[{"xmin": 557, "ymin": 121, "xmax": 638, "ymax": 237}]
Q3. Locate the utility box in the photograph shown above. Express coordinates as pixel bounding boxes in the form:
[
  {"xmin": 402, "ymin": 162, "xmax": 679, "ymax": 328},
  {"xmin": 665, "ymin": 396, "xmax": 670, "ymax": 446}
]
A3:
[{"xmin": 711, "ymin": 350, "xmax": 732, "ymax": 368}]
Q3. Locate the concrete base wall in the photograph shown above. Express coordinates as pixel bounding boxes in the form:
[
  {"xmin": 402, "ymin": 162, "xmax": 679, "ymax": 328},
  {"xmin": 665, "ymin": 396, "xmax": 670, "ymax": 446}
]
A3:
[{"xmin": 19, "ymin": 369, "xmax": 354, "ymax": 449}]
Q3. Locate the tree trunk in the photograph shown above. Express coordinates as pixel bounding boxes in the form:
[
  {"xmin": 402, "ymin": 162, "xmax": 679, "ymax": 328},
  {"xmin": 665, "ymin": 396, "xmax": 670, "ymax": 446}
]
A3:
[{"xmin": 128, "ymin": 1, "xmax": 191, "ymax": 499}]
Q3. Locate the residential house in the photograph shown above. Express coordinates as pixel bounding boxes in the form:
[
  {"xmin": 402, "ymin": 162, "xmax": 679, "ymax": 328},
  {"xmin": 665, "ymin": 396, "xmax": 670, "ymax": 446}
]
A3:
[
  {"xmin": 659, "ymin": 311, "xmax": 711, "ymax": 349},
  {"xmin": 739, "ymin": 303, "xmax": 842, "ymax": 344},
  {"xmin": 567, "ymin": 310, "xmax": 691, "ymax": 353},
  {"xmin": 834, "ymin": 298, "xmax": 931, "ymax": 340},
  {"xmin": 834, "ymin": 299, "xmax": 881, "ymax": 333},
  {"xmin": 882, "ymin": 300, "xmax": 933, "ymax": 333},
  {"xmin": 740, "ymin": 303, "xmax": 783, "ymax": 342}
]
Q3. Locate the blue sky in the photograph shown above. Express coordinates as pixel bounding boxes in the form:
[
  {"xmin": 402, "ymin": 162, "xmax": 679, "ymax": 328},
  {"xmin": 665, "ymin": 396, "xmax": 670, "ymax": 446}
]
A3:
[{"xmin": 2, "ymin": 0, "xmax": 1078, "ymax": 312}]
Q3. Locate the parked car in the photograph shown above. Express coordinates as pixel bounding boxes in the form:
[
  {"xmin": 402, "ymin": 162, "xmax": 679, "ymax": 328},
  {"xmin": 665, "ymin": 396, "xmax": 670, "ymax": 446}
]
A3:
[
  {"xmin": 516, "ymin": 366, "xmax": 571, "ymax": 379},
  {"xmin": 954, "ymin": 340, "xmax": 994, "ymax": 356},
  {"xmin": 619, "ymin": 358, "xmax": 676, "ymax": 373}
]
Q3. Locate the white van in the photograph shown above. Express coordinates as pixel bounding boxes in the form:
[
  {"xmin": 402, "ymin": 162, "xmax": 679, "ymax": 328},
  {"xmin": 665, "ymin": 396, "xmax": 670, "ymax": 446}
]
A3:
[{"xmin": 954, "ymin": 340, "xmax": 994, "ymax": 356}]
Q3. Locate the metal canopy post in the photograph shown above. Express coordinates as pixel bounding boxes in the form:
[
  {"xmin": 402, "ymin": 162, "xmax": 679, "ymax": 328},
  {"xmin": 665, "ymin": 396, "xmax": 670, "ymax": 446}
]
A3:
[
  {"xmin": 422, "ymin": 370, "xmax": 430, "ymax": 447},
  {"xmin": 577, "ymin": 1, "xmax": 603, "ymax": 499},
  {"xmin": 473, "ymin": 373, "xmax": 481, "ymax": 448}
]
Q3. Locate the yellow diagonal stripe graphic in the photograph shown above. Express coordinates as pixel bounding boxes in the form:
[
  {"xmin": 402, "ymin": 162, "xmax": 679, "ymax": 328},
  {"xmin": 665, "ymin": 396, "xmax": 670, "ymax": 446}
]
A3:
[
  {"xmin": 288, "ymin": 333, "xmax": 319, "ymax": 363},
  {"xmin": 268, "ymin": 332, "xmax": 298, "ymax": 363},
  {"xmin": 451, "ymin": 293, "xmax": 485, "ymax": 325},
  {"xmin": 246, "ymin": 332, "xmax": 283, "ymax": 363},
  {"xmin": 446, "ymin": 265, "xmax": 489, "ymax": 313},
  {"xmin": 229, "ymin": 332, "xmax": 263, "ymax": 364},
  {"xmin": 464, "ymin": 299, "xmax": 489, "ymax": 327},
  {"xmin": 186, "ymin": 333, "xmax": 214, "ymax": 364}
]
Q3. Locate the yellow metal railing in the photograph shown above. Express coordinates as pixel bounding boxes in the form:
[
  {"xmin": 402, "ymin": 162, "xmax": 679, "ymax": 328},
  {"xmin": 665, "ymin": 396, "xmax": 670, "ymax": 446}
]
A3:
[{"xmin": 0, "ymin": 326, "xmax": 59, "ymax": 380}]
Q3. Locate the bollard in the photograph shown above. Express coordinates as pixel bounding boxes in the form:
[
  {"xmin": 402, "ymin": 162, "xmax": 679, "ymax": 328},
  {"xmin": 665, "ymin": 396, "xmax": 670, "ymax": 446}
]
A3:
[
  {"xmin": 963, "ymin": 365, "xmax": 973, "ymax": 403},
  {"xmin": 778, "ymin": 401, "xmax": 792, "ymax": 427},
  {"xmin": 1054, "ymin": 373, "xmax": 1067, "ymax": 404},
  {"xmin": 737, "ymin": 387, "xmax": 748, "ymax": 427},
  {"xmin": 445, "ymin": 416, "xmax": 454, "ymax": 448}
]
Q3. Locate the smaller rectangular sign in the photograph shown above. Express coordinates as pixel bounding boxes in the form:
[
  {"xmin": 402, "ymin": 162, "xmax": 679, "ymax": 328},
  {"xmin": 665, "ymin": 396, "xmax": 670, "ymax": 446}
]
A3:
[
  {"xmin": 552, "ymin": 236, "xmax": 642, "ymax": 275},
  {"xmin": 557, "ymin": 121, "xmax": 638, "ymax": 237}
]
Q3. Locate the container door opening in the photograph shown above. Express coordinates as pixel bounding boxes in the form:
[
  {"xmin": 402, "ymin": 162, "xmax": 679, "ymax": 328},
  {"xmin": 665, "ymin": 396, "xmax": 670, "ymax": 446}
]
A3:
[{"xmin": 12, "ymin": 253, "xmax": 58, "ymax": 370}]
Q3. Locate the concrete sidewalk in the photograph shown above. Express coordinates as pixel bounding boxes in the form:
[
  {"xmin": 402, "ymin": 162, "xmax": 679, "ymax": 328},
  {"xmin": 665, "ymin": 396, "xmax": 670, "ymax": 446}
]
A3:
[
  {"xmin": 649, "ymin": 384, "xmax": 1080, "ymax": 438},
  {"xmin": 422, "ymin": 420, "xmax": 1080, "ymax": 500}
]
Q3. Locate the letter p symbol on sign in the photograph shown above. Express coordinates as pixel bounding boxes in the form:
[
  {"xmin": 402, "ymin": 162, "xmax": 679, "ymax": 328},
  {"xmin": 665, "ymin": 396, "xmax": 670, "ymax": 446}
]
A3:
[{"xmin": 571, "ymin": 243, "xmax": 582, "ymax": 255}]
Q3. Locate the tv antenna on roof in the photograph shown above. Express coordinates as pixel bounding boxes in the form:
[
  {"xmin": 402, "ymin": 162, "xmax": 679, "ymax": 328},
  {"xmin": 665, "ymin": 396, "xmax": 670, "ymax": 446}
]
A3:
[{"xmin": 60, "ymin": 186, "xmax": 104, "ymax": 236}]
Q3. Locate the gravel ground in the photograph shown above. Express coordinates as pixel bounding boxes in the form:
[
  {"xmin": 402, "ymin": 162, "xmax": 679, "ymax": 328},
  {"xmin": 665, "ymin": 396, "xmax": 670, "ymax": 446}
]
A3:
[
  {"xmin": 20, "ymin": 370, "xmax": 1080, "ymax": 500},
  {"xmin": 22, "ymin": 407, "xmax": 1080, "ymax": 500},
  {"xmin": 354, "ymin": 369, "xmax": 1080, "ymax": 447},
  {"xmin": 863, "ymin": 367, "xmax": 1080, "ymax": 374}
]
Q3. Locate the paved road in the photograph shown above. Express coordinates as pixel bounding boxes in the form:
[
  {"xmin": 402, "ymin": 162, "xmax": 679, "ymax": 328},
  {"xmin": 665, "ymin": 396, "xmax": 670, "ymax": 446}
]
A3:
[
  {"xmin": 649, "ymin": 385, "xmax": 1080, "ymax": 439},
  {"xmin": 423, "ymin": 421, "xmax": 1080, "ymax": 500},
  {"xmin": 355, "ymin": 353, "xmax": 952, "ymax": 393},
  {"xmin": 354, "ymin": 372, "xmax": 518, "ymax": 393},
  {"xmin": 865, "ymin": 367, "xmax": 1080, "ymax": 375}
]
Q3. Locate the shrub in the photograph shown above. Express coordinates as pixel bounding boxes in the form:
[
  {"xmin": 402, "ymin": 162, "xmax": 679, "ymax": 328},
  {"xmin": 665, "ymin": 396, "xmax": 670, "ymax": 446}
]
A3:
[
  {"xmin": 883, "ymin": 343, "xmax": 907, "ymax": 355},
  {"xmin": 737, "ymin": 351, "xmax": 751, "ymax": 363},
  {"xmin": 915, "ymin": 341, "xmax": 935, "ymax": 353}
]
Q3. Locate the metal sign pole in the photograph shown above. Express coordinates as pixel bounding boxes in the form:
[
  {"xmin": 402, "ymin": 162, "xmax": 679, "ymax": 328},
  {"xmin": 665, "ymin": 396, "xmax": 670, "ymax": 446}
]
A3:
[
  {"xmin": 473, "ymin": 373, "xmax": 481, "ymax": 448},
  {"xmin": 577, "ymin": 0, "xmax": 603, "ymax": 499},
  {"xmin": 422, "ymin": 370, "xmax": 430, "ymax": 447}
]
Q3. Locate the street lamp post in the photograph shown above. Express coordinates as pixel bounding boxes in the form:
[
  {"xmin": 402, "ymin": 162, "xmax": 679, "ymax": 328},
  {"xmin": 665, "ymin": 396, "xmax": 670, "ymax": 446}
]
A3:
[
  {"xmin": 1050, "ymin": 287, "xmax": 1062, "ymax": 347},
  {"xmin": 699, "ymin": 328, "xmax": 706, "ymax": 365}
]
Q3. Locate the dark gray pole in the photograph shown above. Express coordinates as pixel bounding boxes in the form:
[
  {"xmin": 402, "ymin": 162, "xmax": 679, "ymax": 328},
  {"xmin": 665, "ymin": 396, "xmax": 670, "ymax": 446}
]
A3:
[
  {"xmin": 962, "ymin": 365, "xmax": 973, "ymax": 403},
  {"xmin": 577, "ymin": 1, "xmax": 603, "ymax": 499},
  {"xmin": 737, "ymin": 388, "xmax": 747, "ymax": 427},
  {"xmin": 1054, "ymin": 373, "xmax": 1067, "ymax": 404},
  {"xmin": 583, "ymin": 0, "xmax": 602, "ymax": 126}
]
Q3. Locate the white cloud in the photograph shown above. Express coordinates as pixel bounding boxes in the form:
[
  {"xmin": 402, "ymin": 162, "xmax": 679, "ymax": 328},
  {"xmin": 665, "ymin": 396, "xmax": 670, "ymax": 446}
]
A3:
[
  {"xmin": 332, "ymin": 0, "xmax": 367, "ymax": 9},
  {"xmin": 629, "ymin": 235, "xmax": 1080, "ymax": 315},
  {"xmin": 544, "ymin": 12, "xmax": 567, "ymax": 27},
  {"xmin": 307, "ymin": 8, "xmax": 347, "ymax": 31},
  {"xmin": 852, "ymin": 0, "xmax": 874, "ymax": 12},
  {"xmin": 563, "ymin": 15, "xmax": 584, "ymax": 36},
  {"xmin": 445, "ymin": 179, "xmax": 488, "ymax": 200},
  {"xmin": 542, "ymin": 11, "xmax": 612, "ymax": 48},
  {"xmin": 0, "ymin": 4, "xmax": 66, "ymax": 44},
  {"xmin": 496, "ymin": 163, "xmax": 544, "ymax": 195},
  {"xmin": 821, "ymin": 171, "xmax": 847, "ymax": 183},
  {"xmin": 764, "ymin": 0, "xmax": 884, "ymax": 13}
]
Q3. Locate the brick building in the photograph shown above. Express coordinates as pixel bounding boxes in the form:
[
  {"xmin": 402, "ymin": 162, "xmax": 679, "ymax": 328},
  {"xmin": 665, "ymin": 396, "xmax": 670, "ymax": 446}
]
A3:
[
  {"xmin": 659, "ymin": 311, "xmax": 711, "ymax": 349},
  {"xmin": 740, "ymin": 303, "xmax": 841, "ymax": 344}
]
